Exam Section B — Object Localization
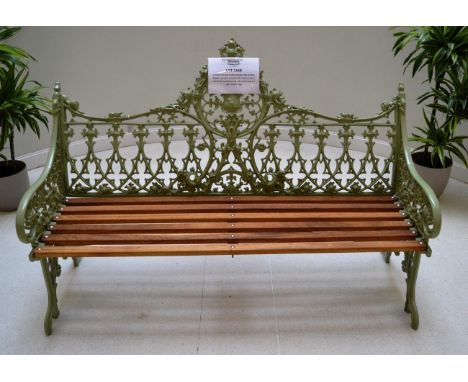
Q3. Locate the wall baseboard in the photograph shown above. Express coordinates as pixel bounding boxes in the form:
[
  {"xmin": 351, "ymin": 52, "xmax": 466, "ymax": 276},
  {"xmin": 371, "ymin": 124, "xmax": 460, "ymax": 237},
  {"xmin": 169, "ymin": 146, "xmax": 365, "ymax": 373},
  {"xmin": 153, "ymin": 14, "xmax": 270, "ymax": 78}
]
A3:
[
  {"xmin": 451, "ymin": 162, "xmax": 468, "ymax": 184},
  {"xmin": 17, "ymin": 133, "xmax": 468, "ymax": 184}
]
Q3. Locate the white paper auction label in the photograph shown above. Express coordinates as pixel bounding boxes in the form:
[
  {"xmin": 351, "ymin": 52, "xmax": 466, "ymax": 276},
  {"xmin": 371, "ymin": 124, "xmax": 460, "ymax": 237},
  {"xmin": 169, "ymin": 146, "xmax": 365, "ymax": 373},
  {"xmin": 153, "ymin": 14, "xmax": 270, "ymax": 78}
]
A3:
[{"xmin": 208, "ymin": 57, "xmax": 259, "ymax": 94}]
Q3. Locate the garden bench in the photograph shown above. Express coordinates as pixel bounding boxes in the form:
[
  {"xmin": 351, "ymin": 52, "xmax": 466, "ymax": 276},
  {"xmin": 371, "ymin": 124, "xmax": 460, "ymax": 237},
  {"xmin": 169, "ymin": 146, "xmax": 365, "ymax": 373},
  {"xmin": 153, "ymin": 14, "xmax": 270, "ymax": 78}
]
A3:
[{"xmin": 16, "ymin": 39, "xmax": 441, "ymax": 335}]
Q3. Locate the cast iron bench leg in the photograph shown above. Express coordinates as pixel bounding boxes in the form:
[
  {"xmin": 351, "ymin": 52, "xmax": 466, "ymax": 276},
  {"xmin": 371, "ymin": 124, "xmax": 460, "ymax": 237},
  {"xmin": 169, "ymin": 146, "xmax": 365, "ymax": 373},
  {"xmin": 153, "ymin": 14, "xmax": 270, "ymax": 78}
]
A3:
[
  {"xmin": 403, "ymin": 251, "xmax": 421, "ymax": 330},
  {"xmin": 72, "ymin": 257, "xmax": 81, "ymax": 267},
  {"xmin": 40, "ymin": 257, "xmax": 61, "ymax": 335},
  {"xmin": 383, "ymin": 252, "xmax": 392, "ymax": 264}
]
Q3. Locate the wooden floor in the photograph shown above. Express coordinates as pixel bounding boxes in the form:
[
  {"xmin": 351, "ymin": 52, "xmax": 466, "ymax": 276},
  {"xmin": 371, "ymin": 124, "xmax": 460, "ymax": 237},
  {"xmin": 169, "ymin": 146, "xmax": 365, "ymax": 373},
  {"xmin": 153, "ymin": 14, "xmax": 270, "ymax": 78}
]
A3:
[{"xmin": 34, "ymin": 195, "xmax": 425, "ymax": 257}]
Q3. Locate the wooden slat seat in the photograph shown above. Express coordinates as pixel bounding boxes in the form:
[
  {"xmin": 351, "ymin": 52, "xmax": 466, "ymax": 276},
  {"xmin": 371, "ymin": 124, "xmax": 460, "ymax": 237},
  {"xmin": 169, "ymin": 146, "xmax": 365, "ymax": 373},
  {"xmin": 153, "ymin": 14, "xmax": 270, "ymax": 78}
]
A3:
[{"xmin": 35, "ymin": 195, "xmax": 424, "ymax": 257}]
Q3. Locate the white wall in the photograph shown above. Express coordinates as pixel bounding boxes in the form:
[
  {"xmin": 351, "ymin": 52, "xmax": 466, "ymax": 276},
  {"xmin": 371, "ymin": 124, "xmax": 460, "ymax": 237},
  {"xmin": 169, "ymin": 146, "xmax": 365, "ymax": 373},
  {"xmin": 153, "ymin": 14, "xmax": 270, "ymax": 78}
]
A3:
[{"xmin": 6, "ymin": 26, "xmax": 467, "ymax": 181}]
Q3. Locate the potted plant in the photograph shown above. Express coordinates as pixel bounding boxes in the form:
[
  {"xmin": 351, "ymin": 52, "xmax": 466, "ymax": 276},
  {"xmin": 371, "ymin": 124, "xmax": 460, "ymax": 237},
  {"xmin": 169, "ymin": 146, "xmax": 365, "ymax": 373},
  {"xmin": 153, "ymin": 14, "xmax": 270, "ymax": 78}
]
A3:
[
  {"xmin": 392, "ymin": 26, "xmax": 468, "ymax": 196},
  {"xmin": 0, "ymin": 27, "xmax": 49, "ymax": 211}
]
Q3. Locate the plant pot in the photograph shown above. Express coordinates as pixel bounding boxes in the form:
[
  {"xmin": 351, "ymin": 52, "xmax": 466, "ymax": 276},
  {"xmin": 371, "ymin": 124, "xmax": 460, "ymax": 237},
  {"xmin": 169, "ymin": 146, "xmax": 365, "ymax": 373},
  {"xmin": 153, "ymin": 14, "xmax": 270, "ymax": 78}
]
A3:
[
  {"xmin": 0, "ymin": 160, "xmax": 30, "ymax": 211},
  {"xmin": 412, "ymin": 152, "xmax": 452, "ymax": 198}
]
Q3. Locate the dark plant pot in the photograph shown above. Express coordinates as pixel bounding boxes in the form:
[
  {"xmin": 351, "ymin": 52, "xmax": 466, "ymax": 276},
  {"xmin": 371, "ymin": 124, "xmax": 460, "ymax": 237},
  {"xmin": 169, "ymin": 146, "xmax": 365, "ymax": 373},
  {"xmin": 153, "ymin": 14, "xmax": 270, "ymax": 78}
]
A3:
[
  {"xmin": 0, "ymin": 160, "xmax": 30, "ymax": 211},
  {"xmin": 412, "ymin": 152, "xmax": 452, "ymax": 198}
]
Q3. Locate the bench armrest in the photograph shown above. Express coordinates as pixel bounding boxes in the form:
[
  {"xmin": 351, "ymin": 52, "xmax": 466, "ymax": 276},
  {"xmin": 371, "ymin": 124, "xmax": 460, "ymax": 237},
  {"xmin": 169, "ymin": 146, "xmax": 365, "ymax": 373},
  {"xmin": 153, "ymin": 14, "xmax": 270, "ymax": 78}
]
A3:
[
  {"xmin": 16, "ymin": 83, "xmax": 67, "ymax": 246},
  {"xmin": 393, "ymin": 89, "xmax": 441, "ymax": 244}
]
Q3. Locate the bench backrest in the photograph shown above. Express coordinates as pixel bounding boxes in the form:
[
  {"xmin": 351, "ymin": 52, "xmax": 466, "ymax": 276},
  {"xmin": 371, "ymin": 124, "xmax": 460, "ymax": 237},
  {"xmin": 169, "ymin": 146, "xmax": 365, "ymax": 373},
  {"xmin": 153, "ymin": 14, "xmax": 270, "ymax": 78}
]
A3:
[{"xmin": 55, "ymin": 39, "xmax": 404, "ymax": 196}]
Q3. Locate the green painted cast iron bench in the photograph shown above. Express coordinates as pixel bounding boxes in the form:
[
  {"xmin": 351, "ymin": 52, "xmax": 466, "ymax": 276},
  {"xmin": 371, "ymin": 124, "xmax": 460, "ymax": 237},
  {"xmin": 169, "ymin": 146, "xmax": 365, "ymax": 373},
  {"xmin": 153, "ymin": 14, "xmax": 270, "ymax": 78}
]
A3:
[{"xmin": 16, "ymin": 39, "xmax": 441, "ymax": 335}]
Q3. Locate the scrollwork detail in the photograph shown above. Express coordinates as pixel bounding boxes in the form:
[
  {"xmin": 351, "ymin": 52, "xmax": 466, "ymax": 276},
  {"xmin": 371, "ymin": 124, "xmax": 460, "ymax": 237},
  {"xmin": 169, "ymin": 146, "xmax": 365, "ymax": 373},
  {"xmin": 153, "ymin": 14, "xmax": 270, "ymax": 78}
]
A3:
[{"xmin": 40, "ymin": 40, "xmax": 400, "ymax": 198}]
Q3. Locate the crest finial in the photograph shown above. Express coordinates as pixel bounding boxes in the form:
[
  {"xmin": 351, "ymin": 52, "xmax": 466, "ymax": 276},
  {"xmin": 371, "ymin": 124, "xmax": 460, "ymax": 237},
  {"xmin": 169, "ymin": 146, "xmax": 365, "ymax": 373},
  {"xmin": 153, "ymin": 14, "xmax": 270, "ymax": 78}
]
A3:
[
  {"xmin": 52, "ymin": 82, "xmax": 62, "ymax": 110},
  {"xmin": 398, "ymin": 82, "xmax": 405, "ymax": 96},
  {"xmin": 54, "ymin": 81, "xmax": 61, "ymax": 93},
  {"xmin": 397, "ymin": 82, "xmax": 406, "ymax": 106},
  {"xmin": 219, "ymin": 38, "xmax": 245, "ymax": 57}
]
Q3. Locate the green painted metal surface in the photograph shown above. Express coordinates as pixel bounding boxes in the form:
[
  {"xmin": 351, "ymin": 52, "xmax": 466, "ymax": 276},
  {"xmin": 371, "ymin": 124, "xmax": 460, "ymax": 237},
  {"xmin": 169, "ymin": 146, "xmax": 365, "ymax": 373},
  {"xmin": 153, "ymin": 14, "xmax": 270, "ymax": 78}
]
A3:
[
  {"xmin": 16, "ymin": 82, "xmax": 67, "ymax": 247},
  {"xmin": 392, "ymin": 84, "xmax": 441, "ymax": 246},
  {"xmin": 402, "ymin": 251, "xmax": 422, "ymax": 330},
  {"xmin": 14, "ymin": 39, "xmax": 442, "ymax": 334},
  {"xmin": 40, "ymin": 257, "xmax": 60, "ymax": 335}
]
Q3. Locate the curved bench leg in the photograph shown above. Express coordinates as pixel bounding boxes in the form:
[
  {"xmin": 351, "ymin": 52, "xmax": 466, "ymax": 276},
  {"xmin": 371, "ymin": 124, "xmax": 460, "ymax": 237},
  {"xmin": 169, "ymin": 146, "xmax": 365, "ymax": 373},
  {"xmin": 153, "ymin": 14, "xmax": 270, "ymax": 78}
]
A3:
[
  {"xmin": 383, "ymin": 251, "xmax": 392, "ymax": 264},
  {"xmin": 72, "ymin": 257, "xmax": 81, "ymax": 268},
  {"xmin": 40, "ymin": 257, "xmax": 61, "ymax": 335},
  {"xmin": 402, "ymin": 251, "xmax": 421, "ymax": 330},
  {"xmin": 383, "ymin": 251, "xmax": 400, "ymax": 264}
]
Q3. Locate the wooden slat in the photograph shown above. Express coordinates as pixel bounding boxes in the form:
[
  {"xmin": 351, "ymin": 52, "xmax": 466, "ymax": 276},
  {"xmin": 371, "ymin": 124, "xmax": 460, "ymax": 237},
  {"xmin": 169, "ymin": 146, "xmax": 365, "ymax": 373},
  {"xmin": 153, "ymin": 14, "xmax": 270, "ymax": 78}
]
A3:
[
  {"xmin": 34, "ymin": 243, "xmax": 231, "ymax": 257},
  {"xmin": 42, "ymin": 230, "xmax": 416, "ymax": 245},
  {"xmin": 65, "ymin": 194, "xmax": 395, "ymax": 205},
  {"xmin": 230, "ymin": 241, "xmax": 426, "ymax": 254},
  {"xmin": 33, "ymin": 240, "xmax": 425, "ymax": 258},
  {"xmin": 53, "ymin": 211, "xmax": 404, "ymax": 223},
  {"xmin": 50, "ymin": 220, "xmax": 412, "ymax": 233},
  {"xmin": 61, "ymin": 202, "xmax": 400, "ymax": 214}
]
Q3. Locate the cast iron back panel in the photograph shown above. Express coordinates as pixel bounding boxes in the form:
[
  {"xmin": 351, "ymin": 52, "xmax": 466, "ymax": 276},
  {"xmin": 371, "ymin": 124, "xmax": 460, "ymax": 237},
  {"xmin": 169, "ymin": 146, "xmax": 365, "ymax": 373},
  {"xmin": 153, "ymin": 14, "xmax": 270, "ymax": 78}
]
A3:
[{"xmin": 61, "ymin": 39, "xmax": 398, "ymax": 196}]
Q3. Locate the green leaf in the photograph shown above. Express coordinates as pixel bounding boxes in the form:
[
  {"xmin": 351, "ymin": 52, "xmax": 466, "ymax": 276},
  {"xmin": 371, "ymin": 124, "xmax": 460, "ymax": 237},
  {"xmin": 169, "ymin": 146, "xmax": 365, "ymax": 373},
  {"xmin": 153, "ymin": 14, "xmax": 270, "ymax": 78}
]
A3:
[
  {"xmin": 0, "ymin": 27, "xmax": 21, "ymax": 42},
  {"xmin": 447, "ymin": 144, "xmax": 468, "ymax": 167},
  {"xmin": 0, "ymin": 61, "xmax": 50, "ymax": 159},
  {"xmin": 0, "ymin": 27, "xmax": 35, "ymax": 71}
]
